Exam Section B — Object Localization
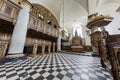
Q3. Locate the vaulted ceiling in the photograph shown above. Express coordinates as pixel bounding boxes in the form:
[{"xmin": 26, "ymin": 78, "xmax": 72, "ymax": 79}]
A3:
[{"xmin": 11, "ymin": 0, "xmax": 120, "ymax": 33}]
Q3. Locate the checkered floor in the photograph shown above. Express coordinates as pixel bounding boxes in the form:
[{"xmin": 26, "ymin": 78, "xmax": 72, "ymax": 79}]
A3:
[
  {"xmin": 0, "ymin": 53, "xmax": 113, "ymax": 80},
  {"xmin": 60, "ymin": 51, "xmax": 93, "ymax": 56}
]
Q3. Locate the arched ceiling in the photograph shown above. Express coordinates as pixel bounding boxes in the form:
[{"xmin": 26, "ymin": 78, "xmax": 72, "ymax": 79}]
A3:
[
  {"xmin": 29, "ymin": 0, "xmax": 63, "ymax": 24},
  {"xmin": 73, "ymin": 0, "xmax": 88, "ymax": 12},
  {"xmin": 28, "ymin": 0, "xmax": 89, "ymax": 25},
  {"xmin": 11, "ymin": 0, "xmax": 120, "ymax": 33}
]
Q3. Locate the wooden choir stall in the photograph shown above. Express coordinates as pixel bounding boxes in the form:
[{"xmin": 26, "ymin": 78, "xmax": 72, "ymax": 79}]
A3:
[
  {"xmin": 0, "ymin": 0, "xmax": 21, "ymax": 59},
  {"xmin": 23, "ymin": 3, "xmax": 65, "ymax": 56},
  {"xmin": 87, "ymin": 13, "xmax": 120, "ymax": 80}
]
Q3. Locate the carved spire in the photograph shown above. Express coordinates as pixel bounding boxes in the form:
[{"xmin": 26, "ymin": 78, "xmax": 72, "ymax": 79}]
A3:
[
  {"xmin": 75, "ymin": 29, "xmax": 78, "ymax": 37},
  {"xmin": 79, "ymin": 33, "xmax": 81, "ymax": 39}
]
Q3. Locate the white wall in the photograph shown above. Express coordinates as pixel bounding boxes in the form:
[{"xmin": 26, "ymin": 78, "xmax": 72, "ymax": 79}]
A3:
[
  {"xmin": 106, "ymin": 12, "xmax": 120, "ymax": 35},
  {"xmin": 96, "ymin": 2, "xmax": 120, "ymax": 35}
]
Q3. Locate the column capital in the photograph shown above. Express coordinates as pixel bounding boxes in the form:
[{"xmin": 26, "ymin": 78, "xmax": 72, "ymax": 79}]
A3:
[{"xmin": 19, "ymin": 0, "xmax": 33, "ymax": 7}]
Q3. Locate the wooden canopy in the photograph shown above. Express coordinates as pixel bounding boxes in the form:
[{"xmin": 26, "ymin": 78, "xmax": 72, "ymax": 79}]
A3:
[{"xmin": 87, "ymin": 15, "xmax": 113, "ymax": 29}]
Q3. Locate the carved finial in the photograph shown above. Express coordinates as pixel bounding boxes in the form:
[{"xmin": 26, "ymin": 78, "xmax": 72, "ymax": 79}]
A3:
[
  {"xmin": 75, "ymin": 29, "xmax": 78, "ymax": 37},
  {"xmin": 18, "ymin": 0, "xmax": 33, "ymax": 7}
]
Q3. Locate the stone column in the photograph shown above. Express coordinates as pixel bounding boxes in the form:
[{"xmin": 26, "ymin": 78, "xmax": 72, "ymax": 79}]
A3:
[
  {"xmin": 32, "ymin": 40, "xmax": 38, "ymax": 57},
  {"xmin": 57, "ymin": 28, "xmax": 61, "ymax": 52},
  {"xmin": 42, "ymin": 41, "xmax": 45, "ymax": 55},
  {"xmin": 48, "ymin": 43, "xmax": 51, "ymax": 54},
  {"xmin": 7, "ymin": 1, "xmax": 31, "ymax": 58},
  {"xmin": 53, "ymin": 42, "xmax": 55, "ymax": 53},
  {"xmin": 57, "ymin": 36, "xmax": 61, "ymax": 52}
]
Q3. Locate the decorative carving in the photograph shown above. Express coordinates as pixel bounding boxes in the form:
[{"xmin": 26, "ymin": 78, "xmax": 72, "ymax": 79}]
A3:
[
  {"xmin": 5, "ymin": 6, "xmax": 12, "ymax": 14},
  {"xmin": 0, "ymin": 33, "xmax": 10, "ymax": 59},
  {"xmin": 0, "ymin": 0, "xmax": 21, "ymax": 59},
  {"xmin": 90, "ymin": 31, "xmax": 103, "ymax": 47},
  {"xmin": 61, "ymin": 29, "xmax": 65, "ymax": 37},
  {"xmin": 28, "ymin": 4, "xmax": 59, "ymax": 38},
  {"xmin": 87, "ymin": 13, "xmax": 113, "ymax": 29},
  {"xmin": 0, "ymin": 0, "xmax": 21, "ymax": 23},
  {"xmin": 30, "ymin": 4, "xmax": 59, "ymax": 27},
  {"xmin": 26, "ymin": 4, "xmax": 60, "ymax": 55}
]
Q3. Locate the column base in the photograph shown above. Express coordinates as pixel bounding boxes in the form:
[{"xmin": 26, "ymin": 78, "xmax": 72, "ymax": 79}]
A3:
[
  {"xmin": 31, "ymin": 53, "xmax": 37, "ymax": 57},
  {"xmin": 41, "ymin": 52, "xmax": 44, "ymax": 55},
  {"xmin": 6, "ymin": 53, "xmax": 25, "ymax": 58},
  {"xmin": 57, "ymin": 50, "xmax": 62, "ymax": 53}
]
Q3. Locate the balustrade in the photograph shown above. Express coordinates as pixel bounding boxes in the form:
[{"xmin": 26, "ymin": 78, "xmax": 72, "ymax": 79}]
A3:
[{"xmin": 28, "ymin": 14, "xmax": 59, "ymax": 38}]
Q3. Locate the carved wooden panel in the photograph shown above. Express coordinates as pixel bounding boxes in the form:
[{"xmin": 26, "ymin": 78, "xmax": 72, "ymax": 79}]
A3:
[
  {"xmin": 38, "ymin": 40, "xmax": 42, "ymax": 45},
  {"xmin": 73, "ymin": 39, "xmax": 81, "ymax": 46},
  {"xmin": 90, "ymin": 31, "xmax": 104, "ymax": 47},
  {"xmin": 0, "ymin": 0, "xmax": 4, "ymax": 12},
  {"xmin": 29, "ymin": 16, "xmax": 38, "ymax": 30},
  {"xmin": 26, "ymin": 3, "xmax": 59, "ymax": 54},
  {"xmin": 0, "ymin": 0, "xmax": 21, "ymax": 23},
  {"xmin": 31, "ymin": 4, "xmax": 59, "ymax": 28},
  {"xmin": 0, "ymin": 33, "xmax": 10, "ymax": 59}
]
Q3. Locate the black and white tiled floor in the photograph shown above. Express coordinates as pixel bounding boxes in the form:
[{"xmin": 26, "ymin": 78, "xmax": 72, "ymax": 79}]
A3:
[
  {"xmin": 0, "ymin": 53, "xmax": 113, "ymax": 80},
  {"xmin": 60, "ymin": 51, "xmax": 93, "ymax": 56}
]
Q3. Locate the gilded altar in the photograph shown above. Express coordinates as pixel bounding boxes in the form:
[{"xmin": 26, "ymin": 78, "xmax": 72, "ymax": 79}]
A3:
[{"xmin": 71, "ymin": 30, "xmax": 84, "ymax": 52}]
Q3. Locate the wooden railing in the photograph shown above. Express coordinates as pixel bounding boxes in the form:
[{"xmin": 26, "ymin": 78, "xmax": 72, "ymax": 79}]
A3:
[
  {"xmin": 25, "ymin": 37, "xmax": 56, "ymax": 56},
  {"xmin": 28, "ymin": 14, "xmax": 59, "ymax": 38},
  {"xmin": 31, "ymin": 4, "xmax": 59, "ymax": 28},
  {"xmin": 108, "ymin": 42, "xmax": 120, "ymax": 80},
  {"xmin": 99, "ymin": 42, "xmax": 120, "ymax": 80},
  {"xmin": 0, "ymin": 0, "xmax": 21, "ymax": 24},
  {"xmin": 28, "ymin": 14, "xmax": 69, "ymax": 40}
]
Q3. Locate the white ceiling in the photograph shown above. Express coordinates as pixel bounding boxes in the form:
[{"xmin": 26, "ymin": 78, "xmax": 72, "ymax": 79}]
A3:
[{"xmin": 74, "ymin": 0, "xmax": 88, "ymax": 12}]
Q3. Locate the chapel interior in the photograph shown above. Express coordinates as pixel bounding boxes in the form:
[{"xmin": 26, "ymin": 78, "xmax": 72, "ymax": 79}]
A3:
[{"xmin": 0, "ymin": 0, "xmax": 120, "ymax": 80}]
